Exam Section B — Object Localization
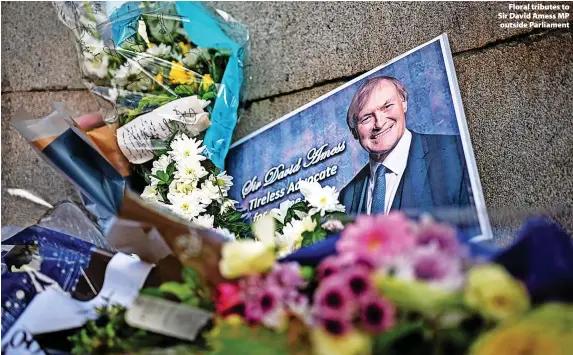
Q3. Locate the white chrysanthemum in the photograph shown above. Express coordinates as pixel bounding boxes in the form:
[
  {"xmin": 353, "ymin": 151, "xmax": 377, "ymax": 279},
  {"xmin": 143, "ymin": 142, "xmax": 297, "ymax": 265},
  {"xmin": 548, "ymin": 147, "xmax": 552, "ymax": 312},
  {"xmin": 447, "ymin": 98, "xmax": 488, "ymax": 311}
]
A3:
[
  {"xmin": 167, "ymin": 179, "xmax": 198, "ymax": 201},
  {"xmin": 298, "ymin": 181, "xmax": 345, "ymax": 217},
  {"xmin": 221, "ymin": 199, "xmax": 238, "ymax": 214},
  {"xmin": 211, "ymin": 171, "xmax": 233, "ymax": 192},
  {"xmin": 169, "ymin": 191, "xmax": 207, "ymax": 221},
  {"xmin": 216, "ymin": 227, "xmax": 237, "ymax": 242},
  {"xmin": 113, "ymin": 62, "xmax": 152, "ymax": 92},
  {"xmin": 146, "ymin": 43, "xmax": 172, "ymax": 59},
  {"xmin": 169, "ymin": 134, "xmax": 207, "ymax": 163},
  {"xmin": 192, "ymin": 214, "xmax": 215, "ymax": 229},
  {"xmin": 83, "ymin": 55, "xmax": 109, "ymax": 79},
  {"xmin": 201, "ymin": 180, "xmax": 223, "ymax": 203},
  {"xmin": 141, "ymin": 185, "xmax": 163, "ymax": 203},
  {"xmin": 152, "ymin": 154, "xmax": 172, "ymax": 173},
  {"xmin": 276, "ymin": 216, "xmax": 316, "ymax": 257},
  {"xmin": 270, "ymin": 200, "xmax": 295, "ymax": 224},
  {"xmin": 174, "ymin": 159, "xmax": 208, "ymax": 181},
  {"xmin": 182, "ymin": 47, "xmax": 208, "ymax": 67}
]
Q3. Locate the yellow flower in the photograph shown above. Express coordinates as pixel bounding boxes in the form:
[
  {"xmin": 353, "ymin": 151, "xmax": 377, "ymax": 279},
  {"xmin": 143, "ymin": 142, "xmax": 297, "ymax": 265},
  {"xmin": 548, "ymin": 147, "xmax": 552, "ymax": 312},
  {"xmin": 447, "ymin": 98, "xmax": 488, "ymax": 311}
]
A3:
[
  {"xmin": 310, "ymin": 327, "xmax": 372, "ymax": 355},
  {"xmin": 201, "ymin": 74, "xmax": 215, "ymax": 90},
  {"xmin": 169, "ymin": 61, "xmax": 196, "ymax": 85},
  {"xmin": 470, "ymin": 304, "xmax": 573, "ymax": 355},
  {"xmin": 219, "ymin": 240, "xmax": 276, "ymax": 279},
  {"xmin": 155, "ymin": 73, "xmax": 163, "ymax": 85},
  {"xmin": 179, "ymin": 42, "xmax": 191, "ymax": 56},
  {"xmin": 465, "ymin": 264, "xmax": 530, "ymax": 322}
]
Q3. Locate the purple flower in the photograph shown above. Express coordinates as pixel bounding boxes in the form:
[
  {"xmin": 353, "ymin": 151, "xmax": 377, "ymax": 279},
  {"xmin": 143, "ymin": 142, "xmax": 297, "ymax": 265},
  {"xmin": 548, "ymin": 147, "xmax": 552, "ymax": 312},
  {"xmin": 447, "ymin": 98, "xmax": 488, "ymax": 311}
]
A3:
[
  {"xmin": 258, "ymin": 285, "xmax": 282, "ymax": 314},
  {"xmin": 416, "ymin": 221, "xmax": 460, "ymax": 255},
  {"xmin": 394, "ymin": 245, "xmax": 464, "ymax": 292},
  {"xmin": 314, "ymin": 277, "xmax": 354, "ymax": 316},
  {"xmin": 343, "ymin": 267, "xmax": 374, "ymax": 301},
  {"xmin": 267, "ymin": 262, "xmax": 305, "ymax": 290},
  {"xmin": 359, "ymin": 295, "xmax": 395, "ymax": 333},
  {"xmin": 244, "ymin": 299, "xmax": 264, "ymax": 324}
]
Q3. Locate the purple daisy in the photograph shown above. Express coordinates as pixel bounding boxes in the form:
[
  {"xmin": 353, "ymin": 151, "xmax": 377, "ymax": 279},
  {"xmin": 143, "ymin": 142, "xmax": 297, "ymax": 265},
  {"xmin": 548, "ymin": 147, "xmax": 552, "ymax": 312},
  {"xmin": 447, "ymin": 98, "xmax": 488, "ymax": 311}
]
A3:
[
  {"xmin": 317, "ymin": 255, "xmax": 342, "ymax": 280},
  {"xmin": 359, "ymin": 295, "xmax": 395, "ymax": 333},
  {"xmin": 258, "ymin": 286, "xmax": 282, "ymax": 315},
  {"xmin": 267, "ymin": 262, "xmax": 305, "ymax": 290},
  {"xmin": 316, "ymin": 310, "xmax": 353, "ymax": 336}
]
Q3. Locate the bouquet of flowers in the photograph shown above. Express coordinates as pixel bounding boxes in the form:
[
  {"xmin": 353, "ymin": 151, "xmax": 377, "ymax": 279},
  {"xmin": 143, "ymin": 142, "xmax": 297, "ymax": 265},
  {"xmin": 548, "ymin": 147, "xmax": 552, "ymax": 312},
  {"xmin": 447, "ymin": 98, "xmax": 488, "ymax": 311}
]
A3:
[
  {"xmin": 6, "ymin": 211, "xmax": 566, "ymax": 355},
  {"xmin": 54, "ymin": 1, "xmax": 249, "ymax": 167}
]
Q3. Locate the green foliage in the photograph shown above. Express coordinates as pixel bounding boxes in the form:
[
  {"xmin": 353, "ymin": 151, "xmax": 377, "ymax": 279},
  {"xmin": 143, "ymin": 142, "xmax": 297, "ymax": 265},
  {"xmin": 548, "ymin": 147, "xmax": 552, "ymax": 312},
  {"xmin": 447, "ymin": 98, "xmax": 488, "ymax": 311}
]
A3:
[
  {"xmin": 174, "ymin": 84, "xmax": 198, "ymax": 96},
  {"xmin": 68, "ymin": 305, "xmax": 181, "ymax": 355},
  {"xmin": 372, "ymin": 321, "xmax": 425, "ymax": 354},
  {"xmin": 140, "ymin": 266, "xmax": 214, "ymax": 312},
  {"xmin": 214, "ymin": 209, "xmax": 251, "ymax": 239},
  {"xmin": 301, "ymin": 227, "xmax": 328, "ymax": 247}
]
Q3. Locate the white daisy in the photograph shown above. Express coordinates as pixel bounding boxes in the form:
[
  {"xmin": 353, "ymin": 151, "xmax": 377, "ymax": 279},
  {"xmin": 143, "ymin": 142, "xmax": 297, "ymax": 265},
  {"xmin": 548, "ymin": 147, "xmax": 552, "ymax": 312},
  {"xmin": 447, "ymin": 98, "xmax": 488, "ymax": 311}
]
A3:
[
  {"xmin": 141, "ymin": 185, "xmax": 163, "ymax": 203},
  {"xmin": 211, "ymin": 171, "xmax": 233, "ymax": 192},
  {"xmin": 146, "ymin": 43, "xmax": 172, "ymax": 59},
  {"xmin": 298, "ymin": 181, "xmax": 345, "ymax": 217},
  {"xmin": 221, "ymin": 199, "xmax": 238, "ymax": 214},
  {"xmin": 169, "ymin": 134, "xmax": 207, "ymax": 164},
  {"xmin": 174, "ymin": 158, "xmax": 208, "ymax": 181},
  {"xmin": 275, "ymin": 216, "xmax": 316, "ymax": 257},
  {"xmin": 270, "ymin": 200, "xmax": 295, "ymax": 224},
  {"xmin": 192, "ymin": 214, "xmax": 215, "ymax": 229},
  {"xmin": 169, "ymin": 191, "xmax": 207, "ymax": 221},
  {"xmin": 201, "ymin": 180, "xmax": 224, "ymax": 203},
  {"xmin": 151, "ymin": 154, "xmax": 172, "ymax": 173},
  {"xmin": 167, "ymin": 179, "xmax": 198, "ymax": 201},
  {"xmin": 113, "ymin": 62, "xmax": 152, "ymax": 92}
]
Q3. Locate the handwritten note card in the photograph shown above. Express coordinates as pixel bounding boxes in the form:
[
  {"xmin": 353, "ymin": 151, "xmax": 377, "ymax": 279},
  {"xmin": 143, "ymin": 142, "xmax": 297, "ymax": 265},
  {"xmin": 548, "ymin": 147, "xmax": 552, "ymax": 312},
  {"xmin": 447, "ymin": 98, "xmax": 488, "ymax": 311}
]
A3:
[{"xmin": 117, "ymin": 96, "xmax": 211, "ymax": 164}]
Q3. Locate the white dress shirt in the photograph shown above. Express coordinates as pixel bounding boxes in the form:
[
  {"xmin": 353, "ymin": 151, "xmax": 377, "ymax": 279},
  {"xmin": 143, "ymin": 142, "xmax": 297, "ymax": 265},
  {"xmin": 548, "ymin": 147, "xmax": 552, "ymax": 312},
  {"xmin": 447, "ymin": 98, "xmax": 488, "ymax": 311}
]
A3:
[{"xmin": 366, "ymin": 129, "xmax": 412, "ymax": 214}]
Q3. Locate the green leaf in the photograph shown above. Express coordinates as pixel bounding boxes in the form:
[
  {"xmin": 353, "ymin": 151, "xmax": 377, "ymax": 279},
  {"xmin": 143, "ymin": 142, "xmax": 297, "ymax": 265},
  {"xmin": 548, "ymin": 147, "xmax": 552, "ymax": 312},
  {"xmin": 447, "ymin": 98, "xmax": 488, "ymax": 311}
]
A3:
[
  {"xmin": 139, "ymin": 287, "xmax": 164, "ymax": 298},
  {"xmin": 372, "ymin": 321, "xmax": 425, "ymax": 353},
  {"xmin": 301, "ymin": 228, "xmax": 327, "ymax": 247},
  {"xmin": 201, "ymin": 91, "xmax": 217, "ymax": 101},
  {"xmin": 181, "ymin": 267, "xmax": 200, "ymax": 288},
  {"xmin": 174, "ymin": 85, "xmax": 198, "ymax": 96},
  {"xmin": 159, "ymin": 282, "xmax": 194, "ymax": 301}
]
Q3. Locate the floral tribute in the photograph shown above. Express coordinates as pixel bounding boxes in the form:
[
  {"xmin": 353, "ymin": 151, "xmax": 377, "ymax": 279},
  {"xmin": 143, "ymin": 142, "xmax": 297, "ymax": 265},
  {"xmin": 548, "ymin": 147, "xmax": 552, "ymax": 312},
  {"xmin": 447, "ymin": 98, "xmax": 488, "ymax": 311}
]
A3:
[{"xmin": 65, "ymin": 212, "xmax": 573, "ymax": 355}]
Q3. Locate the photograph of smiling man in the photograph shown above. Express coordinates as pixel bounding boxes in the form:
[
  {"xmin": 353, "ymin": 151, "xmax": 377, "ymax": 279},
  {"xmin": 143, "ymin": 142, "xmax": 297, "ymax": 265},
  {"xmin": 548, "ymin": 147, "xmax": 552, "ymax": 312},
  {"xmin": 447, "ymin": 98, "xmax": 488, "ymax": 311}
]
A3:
[
  {"xmin": 340, "ymin": 76, "xmax": 471, "ymax": 216},
  {"xmin": 226, "ymin": 34, "xmax": 491, "ymax": 240}
]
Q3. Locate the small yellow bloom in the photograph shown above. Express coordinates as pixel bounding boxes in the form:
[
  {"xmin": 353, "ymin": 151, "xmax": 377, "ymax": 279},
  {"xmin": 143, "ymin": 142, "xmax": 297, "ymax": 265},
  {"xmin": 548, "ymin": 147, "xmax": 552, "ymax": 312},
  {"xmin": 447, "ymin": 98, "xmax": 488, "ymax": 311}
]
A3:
[
  {"xmin": 310, "ymin": 327, "xmax": 372, "ymax": 355},
  {"xmin": 179, "ymin": 42, "xmax": 191, "ymax": 56},
  {"xmin": 169, "ymin": 61, "xmax": 196, "ymax": 85},
  {"xmin": 219, "ymin": 240, "xmax": 276, "ymax": 279},
  {"xmin": 155, "ymin": 73, "xmax": 163, "ymax": 85},
  {"xmin": 201, "ymin": 74, "xmax": 215, "ymax": 90},
  {"xmin": 465, "ymin": 264, "xmax": 530, "ymax": 322}
]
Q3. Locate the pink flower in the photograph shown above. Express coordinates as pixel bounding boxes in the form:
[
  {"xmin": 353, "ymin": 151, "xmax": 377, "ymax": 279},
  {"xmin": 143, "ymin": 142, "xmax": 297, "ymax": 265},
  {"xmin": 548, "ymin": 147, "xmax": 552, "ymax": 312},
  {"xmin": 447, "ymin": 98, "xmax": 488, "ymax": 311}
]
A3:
[
  {"xmin": 314, "ymin": 277, "xmax": 354, "ymax": 317},
  {"xmin": 316, "ymin": 309, "xmax": 353, "ymax": 336},
  {"xmin": 342, "ymin": 266, "xmax": 375, "ymax": 301},
  {"xmin": 317, "ymin": 255, "xmax": 342, "ymax": 280},
  {"xmin": 267, "ymin": 262, "xmax": 305, "ymax": 290},
  {"xmin": 416, "ymin": 221, "xmax": 460, "ymax": 255},
  {"xmin": 337, "ymin": 213, "xmax": 416, "ymax": 265},
  {"xmin": 215, "ymin": 283, "xmax": 244, "ymax": 317},
  {"xmin": 258, "ymin": 285, "xmax": 282, "ymax": 315},
  {"xmin": 359, "ymin": 295, "xmax": 395, "ymax": 333}
]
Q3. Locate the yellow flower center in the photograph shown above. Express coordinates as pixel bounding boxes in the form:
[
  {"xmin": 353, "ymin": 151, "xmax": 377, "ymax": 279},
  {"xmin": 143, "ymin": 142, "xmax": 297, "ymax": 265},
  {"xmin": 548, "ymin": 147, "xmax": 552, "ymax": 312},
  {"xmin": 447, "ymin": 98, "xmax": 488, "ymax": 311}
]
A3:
[
  {"xmin": 319, "ymin": 196, "xmax": 328, "ymax": 205},
  {"xmin": 181, "ymin": 203, "xmax": 189, "ymax": 211}
]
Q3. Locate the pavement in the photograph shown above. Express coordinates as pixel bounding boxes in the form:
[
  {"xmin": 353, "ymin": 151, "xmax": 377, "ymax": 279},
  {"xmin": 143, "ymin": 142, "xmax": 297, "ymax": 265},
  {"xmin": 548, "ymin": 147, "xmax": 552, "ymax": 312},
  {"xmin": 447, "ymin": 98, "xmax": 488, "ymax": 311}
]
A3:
[{"xmin": 1, "ymin": 2, "xmax": 572, "ymax": 242}]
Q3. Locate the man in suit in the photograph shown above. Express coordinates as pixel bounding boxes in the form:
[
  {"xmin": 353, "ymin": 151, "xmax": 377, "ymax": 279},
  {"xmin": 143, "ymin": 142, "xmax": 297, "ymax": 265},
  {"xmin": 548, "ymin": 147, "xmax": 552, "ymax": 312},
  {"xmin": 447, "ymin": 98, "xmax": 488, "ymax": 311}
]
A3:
[{"xmin": 339, "ymin": 76, "xmax": 474, "ymax": 217}]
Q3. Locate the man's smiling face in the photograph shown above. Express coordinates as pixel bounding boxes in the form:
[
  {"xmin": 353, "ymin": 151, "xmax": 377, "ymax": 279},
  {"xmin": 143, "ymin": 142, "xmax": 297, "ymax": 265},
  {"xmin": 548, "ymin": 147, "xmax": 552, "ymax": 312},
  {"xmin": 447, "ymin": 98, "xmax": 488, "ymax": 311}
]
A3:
[{"xmin": 355, "ymin": 81, "xmax": 407, "ymax": 157}]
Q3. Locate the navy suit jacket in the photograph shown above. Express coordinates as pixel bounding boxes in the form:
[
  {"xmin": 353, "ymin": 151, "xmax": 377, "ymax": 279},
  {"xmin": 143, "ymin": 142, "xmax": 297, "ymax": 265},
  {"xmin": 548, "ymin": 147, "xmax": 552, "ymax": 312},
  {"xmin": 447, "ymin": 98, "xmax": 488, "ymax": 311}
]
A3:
[{"xmin": 339, "ymin": 132, "xmax": 474, "ymax": 216}]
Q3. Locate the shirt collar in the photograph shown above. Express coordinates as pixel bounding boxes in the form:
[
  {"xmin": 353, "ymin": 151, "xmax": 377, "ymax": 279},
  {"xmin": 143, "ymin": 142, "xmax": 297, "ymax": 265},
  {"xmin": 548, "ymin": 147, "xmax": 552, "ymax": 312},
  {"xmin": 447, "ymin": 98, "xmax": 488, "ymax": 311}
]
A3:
[{"xmin": 369, "ymin": 128, "xmax": 412, "ymax": 176}]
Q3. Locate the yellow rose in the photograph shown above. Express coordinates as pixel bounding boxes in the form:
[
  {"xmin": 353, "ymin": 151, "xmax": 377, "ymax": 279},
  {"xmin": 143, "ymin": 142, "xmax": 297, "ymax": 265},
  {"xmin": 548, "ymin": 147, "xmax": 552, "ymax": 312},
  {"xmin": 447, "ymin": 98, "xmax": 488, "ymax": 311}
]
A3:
[
  {"xmin": 219, "ymin": 240, "xmax": 276, "ymax": 279},
  {"xmin": 169, "ymin": 61, "xmax": 196, "ymax": 85},
  {"xmin": 465, "ymin": 264, "xmax": 530, "ymax": 321},
  {"xmin": 201, "ymin": 74, "xmax": 215, "ymax": 90},
  {"xmin": 311, "ymin": 327, "xmax": 372, "ymax": 355},
  {"xmin": 470, "ymin": 304, "xmax": 573, "ymax": 355}
]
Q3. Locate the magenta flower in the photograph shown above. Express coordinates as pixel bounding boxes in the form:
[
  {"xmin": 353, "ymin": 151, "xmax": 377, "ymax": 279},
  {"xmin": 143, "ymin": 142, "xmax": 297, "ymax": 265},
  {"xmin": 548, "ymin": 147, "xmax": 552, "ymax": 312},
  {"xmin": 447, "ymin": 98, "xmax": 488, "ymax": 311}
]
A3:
[
  {"xmin": 416, "ymin": 221, "xmax": 460, "ymax": 255},
  {"xmin": 314, "ymin": 277, "xmax": 354, "ymax": 316},
  {"xmin": 244, "ymin": 299, "xmax": 264, "ymax": 324},
  {"xmin": 316, "ymin": 309, "xmax": 353, "ymax": 336},
  {"xmin": 337, "ymin": 213, "xmax": 416, "ymax": 265},
  {"xmin": 343, "ymin": 266, "xmax": 374, "ymax": 301},
  {"xmin": 317, "ymin": 255, "xmax": 341, "ymax": 280},
  {"xmin": 258, "ymin": 285, "xmax": 282, "ymax": 314},
  {"xmin": 359, "ymin": 295, "xmax": 395, "ymax": 333}
]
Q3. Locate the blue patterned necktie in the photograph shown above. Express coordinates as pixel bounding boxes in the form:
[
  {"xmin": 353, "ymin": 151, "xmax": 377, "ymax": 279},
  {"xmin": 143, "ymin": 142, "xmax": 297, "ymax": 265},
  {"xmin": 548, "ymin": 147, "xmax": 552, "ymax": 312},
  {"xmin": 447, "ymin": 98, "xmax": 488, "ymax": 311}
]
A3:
[{"xmin": 371, "ymin": 165, "xmax": 387, "ymax": 214}]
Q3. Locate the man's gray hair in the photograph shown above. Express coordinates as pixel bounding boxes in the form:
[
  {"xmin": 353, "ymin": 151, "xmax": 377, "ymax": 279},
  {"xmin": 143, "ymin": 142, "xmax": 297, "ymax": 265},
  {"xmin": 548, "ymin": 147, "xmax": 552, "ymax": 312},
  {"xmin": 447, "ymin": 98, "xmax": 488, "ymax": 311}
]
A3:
[{"xmin": 346, "ymin": 76, "xmax": 408, "ymax": 135}]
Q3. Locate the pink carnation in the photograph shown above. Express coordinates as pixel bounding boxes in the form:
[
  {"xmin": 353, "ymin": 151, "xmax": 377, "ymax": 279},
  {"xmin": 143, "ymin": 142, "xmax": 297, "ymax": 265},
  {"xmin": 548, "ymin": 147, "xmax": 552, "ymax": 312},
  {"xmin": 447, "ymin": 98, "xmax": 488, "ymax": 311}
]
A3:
[{"xmin": 337, "ymin": 213, "xmax": 416, "ymax": 266}]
